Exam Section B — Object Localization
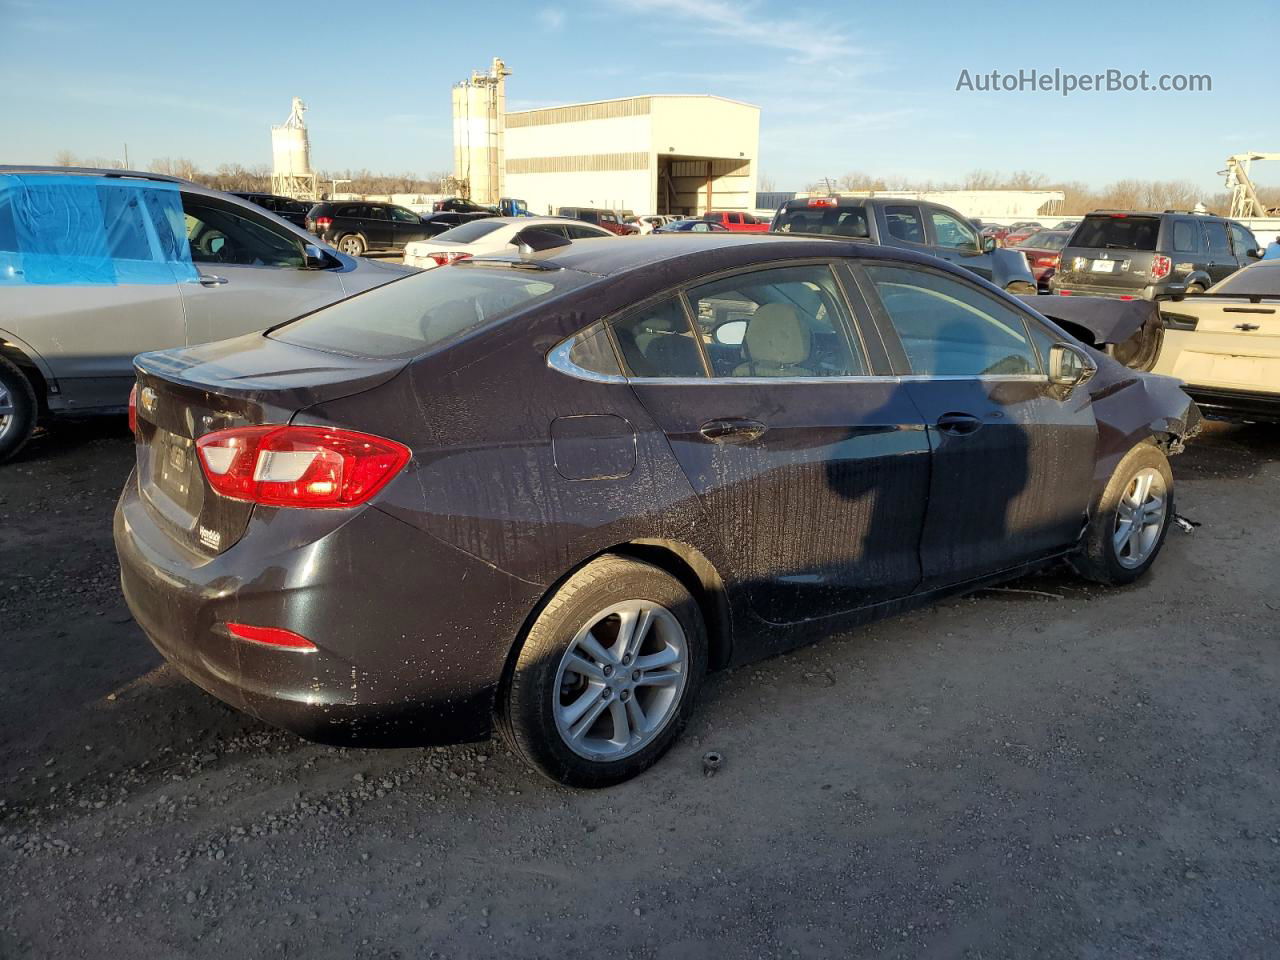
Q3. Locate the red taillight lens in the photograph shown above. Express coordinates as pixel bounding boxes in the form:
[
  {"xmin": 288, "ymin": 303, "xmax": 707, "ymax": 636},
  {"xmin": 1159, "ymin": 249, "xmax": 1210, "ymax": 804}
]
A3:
[
  {"xmin": 1036, "ymin": 255, "xmax": 1060, "ymax": 267},
  {"xmin": 315, "ymin": 216, "xmax": 333, "ymax": 230},
  {"xmin": 128, "ymin": 384, "xmax": 138, "ymax": 434},
  {"xmin": 196, "ymin": 425, "xmax": 410, "ymax": 508},
  {"xmin": 427, "ymin": 251, "xmax": 472, "ymax": 267},
  {"xmin": 225, "ymin": 622, "xmax": 317, "ymax": 651},
  {"xmin": 807, "ymin": 197, "xmax": 837, "ymax": 207},
  {"xmin": 1151, "ymin": 254, "xmax": 1171, "ymax": 280}
]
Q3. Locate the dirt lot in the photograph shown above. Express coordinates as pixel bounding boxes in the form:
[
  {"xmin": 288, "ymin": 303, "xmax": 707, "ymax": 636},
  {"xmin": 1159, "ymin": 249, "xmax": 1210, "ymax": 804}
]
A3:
[{"xmin": 2, "ymin": 419, "xmax": 1279, "ymax": 959}]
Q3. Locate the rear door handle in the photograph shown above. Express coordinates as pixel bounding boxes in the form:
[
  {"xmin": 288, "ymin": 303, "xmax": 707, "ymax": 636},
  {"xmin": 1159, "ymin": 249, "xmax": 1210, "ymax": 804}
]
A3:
[
  {"xmin": 936, "ymin": 412, "xmax": 983, "ymax": 436},
  {"xmin": 699, "ymin": 418, "xmax": 767, "ymax": 444},
  {"xmin": 197, "ymin": 274, "xmax": 228, "ymax": 287}
]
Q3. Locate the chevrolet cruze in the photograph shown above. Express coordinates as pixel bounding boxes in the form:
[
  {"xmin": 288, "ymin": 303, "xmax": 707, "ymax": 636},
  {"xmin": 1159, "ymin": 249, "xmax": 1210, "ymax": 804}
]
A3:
[{"xmin": 114, "ymin": 234, "xmax": 1200, "ymax": 786}]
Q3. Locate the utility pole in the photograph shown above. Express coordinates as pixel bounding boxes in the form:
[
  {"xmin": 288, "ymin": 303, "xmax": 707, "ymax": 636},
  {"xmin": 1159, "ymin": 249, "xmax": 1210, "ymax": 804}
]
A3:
[{"xmin": 124, "ymin": 143, "xmax": 129, "ymax": 169}]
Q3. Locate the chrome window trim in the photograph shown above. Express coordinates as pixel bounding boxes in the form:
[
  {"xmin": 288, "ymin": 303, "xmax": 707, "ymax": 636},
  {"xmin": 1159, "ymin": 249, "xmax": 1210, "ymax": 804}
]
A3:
[
  {"xmin": 618, "ymin": 374, "xmax": 1050, "ymax": 386},
  {"xmin": 546, "ymin": 337, "xmax": 628, "ymax": 384}
]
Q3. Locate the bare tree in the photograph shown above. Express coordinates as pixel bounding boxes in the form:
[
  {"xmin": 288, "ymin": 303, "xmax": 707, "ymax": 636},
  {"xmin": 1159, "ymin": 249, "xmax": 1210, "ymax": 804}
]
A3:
[{"xmin": 53, "ymin": 149, "xmax": 77, "ymax": 167}]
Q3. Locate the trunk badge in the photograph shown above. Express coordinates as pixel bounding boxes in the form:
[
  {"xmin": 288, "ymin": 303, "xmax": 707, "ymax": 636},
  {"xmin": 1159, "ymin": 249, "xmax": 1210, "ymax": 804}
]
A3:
[{"xmin": 140, "ymin": 386, "xmax": 158, "ymax": 414}]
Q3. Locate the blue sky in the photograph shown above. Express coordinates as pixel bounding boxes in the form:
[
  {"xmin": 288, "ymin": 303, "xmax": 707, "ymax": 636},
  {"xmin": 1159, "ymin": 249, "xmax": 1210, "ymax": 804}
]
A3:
[{"xmin": 3, "ymin": 0, "xmax": 1274, "ymax": 194}]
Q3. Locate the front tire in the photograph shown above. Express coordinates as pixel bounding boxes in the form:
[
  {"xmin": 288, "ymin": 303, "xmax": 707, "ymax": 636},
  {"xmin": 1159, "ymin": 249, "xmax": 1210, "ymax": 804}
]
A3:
[
  {"xmin": 1071, "ymin": 443, "xmax": 1174, "ymax": 585},
  {"xmin": 0, "ymin": 356, "xmax": 37, "ymax": 464},
  {"xmin": 503, "ymin": 556, "xmax": 707, "ymax": 787}
]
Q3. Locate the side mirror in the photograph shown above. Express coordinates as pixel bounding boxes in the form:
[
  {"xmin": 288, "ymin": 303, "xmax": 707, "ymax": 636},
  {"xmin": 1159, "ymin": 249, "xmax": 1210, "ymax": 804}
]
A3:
[
  {"xmin": 714, "ymin": 319, "xmax": 748, "ymax": 346},
  {"xmin": 1247, "ymin": 247, "xmax": 1262, "ymax": 260},
  {"xmin": 981, "ymin": 235, "xmax": 997, "ymax": 253},
  {"xmin": 302, "ymin": 243, "xmax": 329, "ymax": 269},
  {"xmin": 1048, "ymin": 342, "xmax": 1097, "ymax": 389}
]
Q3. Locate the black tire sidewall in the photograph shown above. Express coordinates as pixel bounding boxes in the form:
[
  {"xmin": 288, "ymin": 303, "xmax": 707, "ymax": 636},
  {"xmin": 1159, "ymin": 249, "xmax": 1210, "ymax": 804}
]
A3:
[
  {"xmin": 506, "ymin": 557, "xmax": 707, "ymax": 788},
  {"xmin": 0, "ymin": 357, "xmax": 37, "ymax": 464}
]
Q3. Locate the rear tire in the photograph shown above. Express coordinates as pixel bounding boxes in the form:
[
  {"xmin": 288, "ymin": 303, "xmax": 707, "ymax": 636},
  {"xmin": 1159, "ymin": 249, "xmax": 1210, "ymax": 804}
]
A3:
[
  {"xmin": 337, "ymin": 234, "xmax": 366, "ymax": 256},
  {"xmin": 1071, "ymin": 443, "xmax": 1174, "ymax": 585},
  {"xmin": 503, "ymin": 556, "xmax": 707, "ymax": 787},
  {"xmin": 0, "ymin": 355, "xmax": 37, "ymax": 464}
]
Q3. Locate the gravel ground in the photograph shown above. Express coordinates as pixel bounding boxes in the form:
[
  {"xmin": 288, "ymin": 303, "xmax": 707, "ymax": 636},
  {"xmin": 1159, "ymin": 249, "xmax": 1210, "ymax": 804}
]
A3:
[{"xmin": 1, "ymin": 418, "xmax": 1278, "ymax": 959}]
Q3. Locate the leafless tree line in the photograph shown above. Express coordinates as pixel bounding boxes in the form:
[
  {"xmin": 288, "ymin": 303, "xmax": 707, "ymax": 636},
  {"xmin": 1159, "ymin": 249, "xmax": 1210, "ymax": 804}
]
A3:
[
  {"xmin": 804, "ymin": 169, "xmax": 1280, "ymax": 216},
  {"xmin": 52, "ymin": 151, "xmax": 448, "ymax": 197}
]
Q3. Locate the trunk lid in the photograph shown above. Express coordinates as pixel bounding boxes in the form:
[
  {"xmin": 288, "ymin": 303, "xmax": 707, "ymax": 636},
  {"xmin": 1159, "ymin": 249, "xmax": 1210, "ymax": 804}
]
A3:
[{"xmin": 131, "ymin": 331, "xmax": 407, "ymax": 558}]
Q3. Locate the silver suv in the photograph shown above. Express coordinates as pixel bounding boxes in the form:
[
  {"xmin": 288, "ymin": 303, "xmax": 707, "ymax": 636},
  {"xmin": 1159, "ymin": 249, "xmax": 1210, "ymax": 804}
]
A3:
[{"xmin": 0, "ymin": 167, "xmax": 412, "ymax": 461}]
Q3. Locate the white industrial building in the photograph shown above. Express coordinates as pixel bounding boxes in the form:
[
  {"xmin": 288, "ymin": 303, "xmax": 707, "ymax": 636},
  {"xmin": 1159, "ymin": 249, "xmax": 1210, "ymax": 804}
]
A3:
[{"xmin": 502, "ymin": 95, "xmax": 760, "ymax": 217}]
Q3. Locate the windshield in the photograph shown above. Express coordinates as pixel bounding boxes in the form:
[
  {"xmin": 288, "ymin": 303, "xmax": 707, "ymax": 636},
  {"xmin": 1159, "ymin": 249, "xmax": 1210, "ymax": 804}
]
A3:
[
  {"xmin": 1018, "ymin": 231, "xmax": 1069, "ymax": 250},
  {"xmin": 1071, "ymin": 215, "xmax": 1160, "ymax": 251},
  {"xmin": 1209, "ymin": 261, "xmax": 1280, "ymax": 296},
  {"xmin": 433, "ymin": 219, "xmax": 506, "ymax": 244},
  {"xmin": 272, "ymin": 265, "xmax": 584, "ymax": 359}
]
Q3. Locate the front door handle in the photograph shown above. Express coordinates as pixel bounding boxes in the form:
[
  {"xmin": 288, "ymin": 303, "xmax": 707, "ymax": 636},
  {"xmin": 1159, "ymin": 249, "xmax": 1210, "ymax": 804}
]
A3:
[
  {"xmin": 936, "ymin": 412, "xmax": 983, "ymax": 436},
  {"xmin": 699, "ymin": 418, "xmax": 767, "ymax": 444},
  {"xmin": 197, "ymin": 274, "xmax": 228, "ymax": 287}
]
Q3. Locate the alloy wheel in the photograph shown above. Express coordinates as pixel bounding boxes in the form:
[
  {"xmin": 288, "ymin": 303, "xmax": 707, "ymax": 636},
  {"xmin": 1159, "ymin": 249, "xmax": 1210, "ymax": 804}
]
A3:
[
  {"xmin": 0, "ymin": 383, "xmax": 13, "ymax": 441},
  {"xmin": 1113, "ymin": 467, "xmax": 1167, "ymax": 568},
  {"xmin": 553, "ymin": 600, "xmax": 688, "ymax": 761}
]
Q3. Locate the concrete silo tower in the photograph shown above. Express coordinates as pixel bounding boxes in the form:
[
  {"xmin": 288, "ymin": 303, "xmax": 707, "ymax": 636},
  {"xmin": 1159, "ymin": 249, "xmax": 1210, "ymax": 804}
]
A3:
[
  {"xmin": 451, "ymin": 58, "xmax": 510, "ymax": 205},
  {"xmin": 271, "ymin": 97, "xmax": 319, "ymax": 200}
]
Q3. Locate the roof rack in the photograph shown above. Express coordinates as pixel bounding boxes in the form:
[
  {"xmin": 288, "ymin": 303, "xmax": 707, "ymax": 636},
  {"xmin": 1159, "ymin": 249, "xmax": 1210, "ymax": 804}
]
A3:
[{"xmin": 0, "ymin": 165, "xmax": 188, "ymax": 184}]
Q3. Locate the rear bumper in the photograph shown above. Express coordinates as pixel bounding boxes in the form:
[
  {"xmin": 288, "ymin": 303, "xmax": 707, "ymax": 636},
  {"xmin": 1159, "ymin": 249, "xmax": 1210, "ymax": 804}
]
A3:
[
  {"xmin": 113, "ymin": 474, "xmax": 537, "ymax": 746},
  {"xmin": 1051, "ymin": 279, "xmax": 1184, "ymax": 300},
  {"xmin": 1181, "ymin": 386, "xmax": 1280, "ymax": 423}
]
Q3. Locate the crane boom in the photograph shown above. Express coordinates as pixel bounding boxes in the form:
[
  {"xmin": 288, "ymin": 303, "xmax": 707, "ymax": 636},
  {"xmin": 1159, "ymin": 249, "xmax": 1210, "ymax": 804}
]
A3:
[{"xmin": 1220, "ymin": 152, "xmax": 1280, "ymax": 218}]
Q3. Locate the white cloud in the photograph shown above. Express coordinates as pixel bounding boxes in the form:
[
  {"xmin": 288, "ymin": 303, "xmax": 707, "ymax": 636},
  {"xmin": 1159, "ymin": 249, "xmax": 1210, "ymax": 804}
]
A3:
[{"xmin": 536, "ymin": 6, "xmax": 566, "ymax": 31}]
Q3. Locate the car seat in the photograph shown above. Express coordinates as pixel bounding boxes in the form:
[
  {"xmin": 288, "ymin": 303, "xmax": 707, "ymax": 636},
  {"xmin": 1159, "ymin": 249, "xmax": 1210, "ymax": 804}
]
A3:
[{"xmin": 732, "ymin": 304, "xmax": 814, "ymax": 377}]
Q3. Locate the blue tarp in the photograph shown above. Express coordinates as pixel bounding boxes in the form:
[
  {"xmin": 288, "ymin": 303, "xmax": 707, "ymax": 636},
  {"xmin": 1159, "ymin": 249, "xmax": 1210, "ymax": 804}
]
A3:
[{"xmin": 0, "ymin": 173, "xmax": 197, "ymax": 285}]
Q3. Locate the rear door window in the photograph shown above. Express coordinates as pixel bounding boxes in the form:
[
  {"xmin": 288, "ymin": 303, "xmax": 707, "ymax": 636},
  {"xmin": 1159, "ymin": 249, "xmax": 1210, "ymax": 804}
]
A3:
[
  {"xmin": 883, "ymin": 205, "xmax": 925, "ymax": 244},
  {"xmin": 864, "ymin": 263, "xmax": 1041, "ymax": 377},
  {"xmin": 610, "ymin": 298, "xmax": 706, "ymax": 378},
  {"xmin": 1072, "ymin": 215, "xmax": 1160, "ymax": 251}
]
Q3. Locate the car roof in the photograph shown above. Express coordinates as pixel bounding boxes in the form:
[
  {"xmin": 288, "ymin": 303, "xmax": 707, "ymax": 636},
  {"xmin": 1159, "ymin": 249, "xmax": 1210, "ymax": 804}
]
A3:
[{"xmin": 485, "ymin": 233, "xmax": 959, "ymax": 278}]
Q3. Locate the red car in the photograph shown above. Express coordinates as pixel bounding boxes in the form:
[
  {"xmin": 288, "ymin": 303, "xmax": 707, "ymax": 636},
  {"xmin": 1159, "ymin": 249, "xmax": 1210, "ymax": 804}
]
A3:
[
  {"xmin": 1000, "ymin": 221, "xmax": 1046, "ymax": 247},
  {"xmin": 1012, "ymin": 229, "xmax": 1073, "ymax": 291},
  {"xmin": 702, "ymin": 211, "xmax": 769, "ymax": 233}
]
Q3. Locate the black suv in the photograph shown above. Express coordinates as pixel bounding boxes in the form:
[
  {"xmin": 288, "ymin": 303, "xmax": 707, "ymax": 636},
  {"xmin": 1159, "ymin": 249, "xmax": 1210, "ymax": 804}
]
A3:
[
  {"xmin": 1051, "ymin": 211, "xmax": 1262, "ymax": 299},
  {"xmin": 230, "ymin": 192, "xmax": 313, "ymax": 228},
  {"xmin": 304, "ymin": 201, "xmax": 438, "ymax": 256},
  {"xmin": 771, "ymin": 196, "xmax": 1038, "ymax": 293}
]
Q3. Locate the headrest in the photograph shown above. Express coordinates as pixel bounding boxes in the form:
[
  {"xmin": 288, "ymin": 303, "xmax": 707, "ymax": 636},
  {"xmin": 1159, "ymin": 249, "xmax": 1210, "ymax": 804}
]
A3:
[{"xmin": 744, "ymin": 304, "xmax": 809, "ymax": 365}]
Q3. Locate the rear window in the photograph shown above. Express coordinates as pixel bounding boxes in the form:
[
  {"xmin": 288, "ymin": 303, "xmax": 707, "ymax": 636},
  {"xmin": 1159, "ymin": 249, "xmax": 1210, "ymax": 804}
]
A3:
[
  {"xmin": 1071, "ymin": 215, "xmax": 1160, "ymax": 251},
  {"xmin": 1209, "ymin": 262, "xmax": 1280, "ymax": 296},
  {"xmin": 773, "ymin": 206, "xmax": 871, "ymax": 239},
  {"xmin": 434, "ymin": 219, "xmax": 505, "ymax": 243},
  {"xmin": 272, "ymin": 266, "xmax": 583, "ymax": 359}
]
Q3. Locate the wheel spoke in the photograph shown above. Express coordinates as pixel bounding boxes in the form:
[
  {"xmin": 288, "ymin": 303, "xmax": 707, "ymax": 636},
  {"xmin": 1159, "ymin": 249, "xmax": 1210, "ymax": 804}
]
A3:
[
  {"xmin": 621, "ymin": 607, "xmax": 653, "ymax": 661},
  {"xmin": 576, "ymin": 629, "xmax": 617, "ymax": 667},
  {"xmin": 634, "ymin": 646, "xmax": 679, "ymax": 671},
  {"xmin": 1113, "ymin": 518, "xmax": 1133, "ymax": 555},
  {"xmin": 568, "ymin": 694, "xmax": 610, "ymax": 741},
  {"xmin": 1134, "ymin": 472, "xmax": 1153, "ymax": 505},
  {"xmin": 609, "ymin": 699, "xmax": 631, "ymax": 745},
  {"xmin": 561, "ymin": 685, "xmax": 603, "ymax": 727},
  {"xmin": 1142, "ymin": 495, "xmax": 1164, "ymax": 525},
  {"xmin": 562, "ymin": 651, "xmax": 605, "ymax": 681},
  {"xmin": 625, "ymin": 695, "xmax": 649, "ymax": 735},
  {"xmin": 635, "ymin": 668, "xmax": 681, "ymax": 688}
]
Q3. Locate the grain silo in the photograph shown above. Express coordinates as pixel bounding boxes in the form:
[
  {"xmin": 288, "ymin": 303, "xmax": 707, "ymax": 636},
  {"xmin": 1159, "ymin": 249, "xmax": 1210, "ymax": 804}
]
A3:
[
  {"xmin": 271, "ymin": 97, "xmax": 318, "ymax": 200},
  {"xmin": 451, "ymin": 58, "xmax": 510, "ymax": 205}
]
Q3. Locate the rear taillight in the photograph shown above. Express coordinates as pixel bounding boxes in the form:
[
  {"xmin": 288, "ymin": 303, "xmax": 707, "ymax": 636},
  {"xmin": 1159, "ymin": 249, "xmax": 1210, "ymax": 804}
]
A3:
[
  {"xmin": 1036, "ymin": 255, "xmax": 1060, "ymax": 267},
  {"xmin": 1150, "ymin": 254, "xmax": 1172, "ymax": 280},
  {"xmin": 427, "ymin": 251, "xmax": 472, "ymax": 267},
  {"xmin": 196, "ymin": 425, "xmax": 410, "ymax": 508},
  {"xmin": 128, "ymin": 384, "xmax": 138, "ymax": 434},
  {"xmin": 807, "ymin": 197, "xmax": 837, "ymax": 207},
  {"xmin": 315, "ymin": 216, "xmax": 333, "ymax": 230},
  {"xmin": 225, "ymin": 622, "xmax": 317, "ymax": 652}
]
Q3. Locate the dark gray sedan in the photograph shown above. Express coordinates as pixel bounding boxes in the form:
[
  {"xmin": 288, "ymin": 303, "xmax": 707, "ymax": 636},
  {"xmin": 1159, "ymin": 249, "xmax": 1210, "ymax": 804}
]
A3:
[{"xmin": 113, "ymin": 234, "xmax": 1200, "ymax": 786}]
